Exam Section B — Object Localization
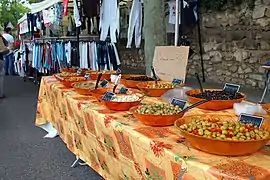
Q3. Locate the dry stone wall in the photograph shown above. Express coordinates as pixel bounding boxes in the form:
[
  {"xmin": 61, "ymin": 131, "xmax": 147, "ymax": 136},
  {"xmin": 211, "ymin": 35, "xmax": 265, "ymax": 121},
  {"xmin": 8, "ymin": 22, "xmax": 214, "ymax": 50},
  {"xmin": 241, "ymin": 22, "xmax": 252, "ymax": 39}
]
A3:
[{"xmin": 119, "ymin": 0, "xmax": 270, "ymax": 89}]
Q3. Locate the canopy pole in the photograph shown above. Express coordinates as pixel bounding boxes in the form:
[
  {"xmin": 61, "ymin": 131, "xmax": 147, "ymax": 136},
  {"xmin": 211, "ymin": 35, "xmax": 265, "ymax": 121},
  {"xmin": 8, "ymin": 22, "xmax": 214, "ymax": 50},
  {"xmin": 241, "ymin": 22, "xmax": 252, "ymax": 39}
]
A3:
[{"xmin": 174, "ymin": 0, "xmax": 179, "ymax": 46}]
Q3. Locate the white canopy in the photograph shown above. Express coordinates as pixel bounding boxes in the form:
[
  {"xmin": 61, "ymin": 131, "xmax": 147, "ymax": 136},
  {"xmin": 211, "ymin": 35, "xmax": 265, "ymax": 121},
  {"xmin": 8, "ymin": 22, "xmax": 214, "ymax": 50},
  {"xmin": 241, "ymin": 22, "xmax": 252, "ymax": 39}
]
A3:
[{"xmin": 18, "ymin": 0, "xmax": 63, "ymax": 24}]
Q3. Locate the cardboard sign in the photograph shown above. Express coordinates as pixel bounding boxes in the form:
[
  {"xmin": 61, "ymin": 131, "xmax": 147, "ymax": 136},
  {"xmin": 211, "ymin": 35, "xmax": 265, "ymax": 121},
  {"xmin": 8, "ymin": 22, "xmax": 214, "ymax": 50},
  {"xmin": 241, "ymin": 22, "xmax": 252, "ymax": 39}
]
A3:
[
  {"xmin": 172, "ymin": 78, "xmax": 183, "ymax": 85},
  {"xmin": 238, "ymin": 113, "xmax": 264, "ymax": 128},
  {"xmin": 118, "ymin": 86, "xmax": 129, "ymax": 94},
  {"xmin": 152, "ymin": 46, "xmax": 189, "ymax": 82},
  {"xmin": 102, "ymin": 92, "xmax": 115, "ymax": 101},
  {"xmin": 223, "ymin": 83, "xmax": 240, "ymax": 94},
  {"xmin": 84, "ymin": 73, "xmax": 90, "ymax": 80},
  {"xmin": 100, "ymin": 80, "xmax": 109, "ymax": 87},
  {"xmin": 171, "ymin": 98, "xmax": 187, "ymax": 109}
]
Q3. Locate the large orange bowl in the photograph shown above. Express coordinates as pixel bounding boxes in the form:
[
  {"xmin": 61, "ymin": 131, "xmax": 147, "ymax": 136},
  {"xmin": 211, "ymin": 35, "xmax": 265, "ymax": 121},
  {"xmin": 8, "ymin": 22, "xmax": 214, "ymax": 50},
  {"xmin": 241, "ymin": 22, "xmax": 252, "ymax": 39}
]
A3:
[
  {"xmin": 72, "ymin": 82, "xmax": 96, "ymax": 95},
  {"xmin": 130, "ymin": 106, "xmax": 185, "ymax": 126},
  {"xmin": 61, "ymin": 77, "xmax": 87, "ymax": 88},
  {"xmin": 100, "ymin": 95, "xmax": 142, "ymax": 111},
  {"xmin": 175, "ymin": 115, "xmax": 270, "ymax": 156},
  {"xmin": 89, "ymin": 88, "xmax": 108, "ymax": 99},
  {"xmin": 90, "ymin": 71, "xmax": 116, "ymax": 81},
  {"xmin": 186, "ymin": 89, "xmax": 246, "ymax": 111},
  {"xmin": 262, "ymin": 103, "xmax": 270, "ymax": 116},
  {"xmin": 121, "ymin": 74, "xmax": 155, "ymax": 89},
  {"xmin": 136, "ymin": 81, "xmax": 179, "ymax": 97}
]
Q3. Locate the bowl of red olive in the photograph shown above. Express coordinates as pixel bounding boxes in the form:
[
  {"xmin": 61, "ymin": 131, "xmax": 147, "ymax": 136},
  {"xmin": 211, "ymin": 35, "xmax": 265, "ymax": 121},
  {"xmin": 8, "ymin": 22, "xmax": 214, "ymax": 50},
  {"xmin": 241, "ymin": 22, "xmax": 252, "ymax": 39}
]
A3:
[
  {"xmin": 186, "ymin": 89, "xmax": 246, "ymax": 111},
  {"xmin": 175, "ymin": 114, "xmax": 270, "ymax": 156},
  {"xmin": 121, "ymin": 74, "xmax": 156, "ymax": 89}
]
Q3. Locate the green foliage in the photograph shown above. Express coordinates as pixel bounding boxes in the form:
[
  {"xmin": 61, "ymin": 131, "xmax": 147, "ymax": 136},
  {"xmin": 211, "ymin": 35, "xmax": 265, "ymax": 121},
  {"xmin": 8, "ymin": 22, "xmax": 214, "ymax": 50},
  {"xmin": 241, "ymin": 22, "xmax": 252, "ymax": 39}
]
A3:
[
  {"xmin": 200, "ymin": 0, "xmax": 255, "ymax": 11},
  {"xmin": 0, "ymin": 0, "xmax": 30, "ymax": 28}
]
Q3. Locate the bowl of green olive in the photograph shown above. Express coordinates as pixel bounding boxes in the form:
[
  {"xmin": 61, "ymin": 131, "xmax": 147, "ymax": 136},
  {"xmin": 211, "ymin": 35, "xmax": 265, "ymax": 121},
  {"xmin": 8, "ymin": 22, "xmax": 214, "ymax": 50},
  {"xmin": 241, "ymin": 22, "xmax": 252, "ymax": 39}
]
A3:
[
  {"xmin": 136, "ymin": 81, "xmax": 178, "ymax": 97},
  {"xmin": 130, "ymin": 103, "xmax": 185, "ymax": 126},
  {"xmin": 175, "ymin": 114, "xmax": 270, "ymax": 156}
]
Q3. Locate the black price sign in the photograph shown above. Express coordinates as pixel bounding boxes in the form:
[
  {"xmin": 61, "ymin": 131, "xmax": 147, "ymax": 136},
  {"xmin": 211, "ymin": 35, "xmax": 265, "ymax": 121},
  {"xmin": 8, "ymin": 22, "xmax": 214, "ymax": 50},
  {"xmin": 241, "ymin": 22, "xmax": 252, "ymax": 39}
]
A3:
[
  {"xmin": 76, "ymin": 69, "xmax": 82, "ymax": 75},
  {"xmin": 84, "ymin": 73, "xmax": 90, "ymax": 80},
  {"xmin": 223, "ymin": 83, "xmax": 240, "ymax": 94},
  {"xmin": 171, "ymin": 98, "xmax": 187, "ymax": 109},
  {"xmin": 172, "ymin": 78, "xmax": 183, "ymax": 85},
  {"xmin": 100, "ymin": 80, "xmax": 109, "ymax": 87},
  {"xmin": 118, "ymin": 86, "xmax": 129, "ymax": 94},
  {"xmin": 238, "ymin": 113, "xmax": 264, "ymax": 128},
  {"xmin": 102, "ymin": 92, "xmax": 115, "ymax": 101}
]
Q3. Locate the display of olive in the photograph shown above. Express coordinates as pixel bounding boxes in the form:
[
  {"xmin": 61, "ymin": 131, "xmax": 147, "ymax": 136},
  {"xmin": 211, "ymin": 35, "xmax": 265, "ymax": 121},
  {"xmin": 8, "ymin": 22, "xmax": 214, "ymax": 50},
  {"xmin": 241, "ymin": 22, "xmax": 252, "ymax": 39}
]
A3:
[
  {"xmin": 146, "ymin": 83, "xmax": 175, "ymax": 89},
  {"xmin": 190, "ymin": 90, "xmax": 244, "ymax": 100},
  {"xmin": 126, "ymin": 76, "xmax": 154, "ymax": 81},
  {"xmin": 136, "ymin": 103, "xmax": 182, "ymax": 115},
  {"xmin": 180, "ymin": 119, "xmax": 270, "ymax": 141}
]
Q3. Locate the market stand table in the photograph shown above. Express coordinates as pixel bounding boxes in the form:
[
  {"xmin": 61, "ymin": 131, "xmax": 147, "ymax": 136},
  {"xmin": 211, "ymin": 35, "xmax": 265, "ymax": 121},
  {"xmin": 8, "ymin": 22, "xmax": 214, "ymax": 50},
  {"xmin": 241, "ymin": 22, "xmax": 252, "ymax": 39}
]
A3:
[{"xmin": 36, "ymin": 76, "xmax": 270, "ymax": 180}]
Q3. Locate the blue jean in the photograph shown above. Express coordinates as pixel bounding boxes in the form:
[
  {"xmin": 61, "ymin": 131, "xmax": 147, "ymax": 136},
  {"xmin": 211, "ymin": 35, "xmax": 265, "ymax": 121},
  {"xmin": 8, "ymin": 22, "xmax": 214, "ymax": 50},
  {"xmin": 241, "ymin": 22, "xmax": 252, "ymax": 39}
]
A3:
[{"xmin": 4, "ymin": 53, "xmax": 14, "ymax": 74}]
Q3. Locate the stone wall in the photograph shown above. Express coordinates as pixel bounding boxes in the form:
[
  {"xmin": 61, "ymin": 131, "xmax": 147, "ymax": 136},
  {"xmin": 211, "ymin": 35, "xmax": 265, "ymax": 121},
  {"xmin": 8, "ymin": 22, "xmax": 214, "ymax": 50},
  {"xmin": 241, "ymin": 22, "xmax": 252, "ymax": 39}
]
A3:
[{"xmin": 119, "ymin": 0, "xmax": 270, "ymax": 89}]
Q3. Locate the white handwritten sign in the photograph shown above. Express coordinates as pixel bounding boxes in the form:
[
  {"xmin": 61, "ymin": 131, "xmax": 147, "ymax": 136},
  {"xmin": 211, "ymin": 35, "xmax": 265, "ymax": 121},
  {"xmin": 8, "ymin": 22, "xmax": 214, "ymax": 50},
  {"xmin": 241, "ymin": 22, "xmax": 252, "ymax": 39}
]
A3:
[{"xmin": 153, "ymin": 46, "xmax": 189, "ymax": 82}]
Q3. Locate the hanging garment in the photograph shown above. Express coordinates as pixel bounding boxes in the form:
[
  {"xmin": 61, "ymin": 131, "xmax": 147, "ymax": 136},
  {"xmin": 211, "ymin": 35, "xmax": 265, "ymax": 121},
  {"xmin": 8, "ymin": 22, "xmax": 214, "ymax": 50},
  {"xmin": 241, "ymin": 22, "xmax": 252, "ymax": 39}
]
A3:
[
  {"xmin": 74, "ymin": 0, "xmax": 82, "ymax": 27},
  {"xmin": 126, "ymin": 0, "xmax": 142, "ymax": 48},
  {"xmin": 43, "ymin": 10, "xmax": 52, "ymax": 27},
  {"xmin": 81, "ymin": 0, "xmax": 99, "ymax": 18},
  {"xmin": 168, "ymin": 0, "xmax": 189, "ymax": 24},
  {"xmin": 65, "ymin": 42, "xmax": 71, "ymax": 65},
  {"xmin": 99, "ymin": 0, "xmax": 120, "ymax": 43},
  {"xmin": 63, "ymin": 0, "xmax": 69, "ymax": 16}
]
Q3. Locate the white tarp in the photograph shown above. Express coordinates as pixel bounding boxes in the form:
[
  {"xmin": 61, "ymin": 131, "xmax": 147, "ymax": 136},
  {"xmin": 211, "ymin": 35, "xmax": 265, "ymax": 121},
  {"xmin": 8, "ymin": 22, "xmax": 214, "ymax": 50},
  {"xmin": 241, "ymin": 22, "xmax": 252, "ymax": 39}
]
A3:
[{"xmin": 18, "ymin": 0, "xmax": 62, "ymax": 24}]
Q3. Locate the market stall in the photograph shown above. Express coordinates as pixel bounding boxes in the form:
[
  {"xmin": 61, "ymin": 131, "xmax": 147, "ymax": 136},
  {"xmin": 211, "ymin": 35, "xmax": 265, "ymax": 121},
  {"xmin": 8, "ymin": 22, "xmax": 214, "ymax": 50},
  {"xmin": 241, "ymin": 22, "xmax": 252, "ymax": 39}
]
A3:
[{"xmin": 36, "ymin": 74, "xmax": 270, "ymax": 179}]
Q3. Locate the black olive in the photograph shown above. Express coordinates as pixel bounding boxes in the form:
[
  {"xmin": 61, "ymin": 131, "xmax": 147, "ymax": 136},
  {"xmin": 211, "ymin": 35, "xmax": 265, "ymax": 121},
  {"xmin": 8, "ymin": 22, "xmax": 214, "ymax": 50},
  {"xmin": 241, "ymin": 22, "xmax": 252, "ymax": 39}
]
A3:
[{"xmin": 191, "ymin": 90, "xmax": 243, "ymax": 100}]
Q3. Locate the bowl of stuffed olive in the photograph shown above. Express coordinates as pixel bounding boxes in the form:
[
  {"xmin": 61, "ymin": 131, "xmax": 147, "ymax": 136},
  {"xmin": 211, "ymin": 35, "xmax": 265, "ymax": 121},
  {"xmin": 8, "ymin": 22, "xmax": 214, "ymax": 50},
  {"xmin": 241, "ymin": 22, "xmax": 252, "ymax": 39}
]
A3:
[
  {"xmin": 136, "ymin": 81, "xmax": 178, "ymax": 97},
  {"xmin": 186, "ymin": 89, "xmax": 246, "ymax": 111},
  {"xmin": 72, "ymin": 82, "xmax": 97, "ymax": 95},
  {"xmin": 121, "ymin": 74, "xmax": 155, "ymax": 89},
  {"xmin": 130, "ymin": 103, "xmax": 185, "ymax": 126},
  {"xmin": 175, "ymin": 114, "xmax": 270, "ymax": 156}
]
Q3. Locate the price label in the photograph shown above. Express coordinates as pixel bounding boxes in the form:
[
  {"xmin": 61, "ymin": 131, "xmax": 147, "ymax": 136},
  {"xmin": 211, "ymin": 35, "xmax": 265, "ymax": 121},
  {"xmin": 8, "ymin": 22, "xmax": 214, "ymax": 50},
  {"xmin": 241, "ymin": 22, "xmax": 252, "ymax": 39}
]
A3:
[
  {"xmin": 84, "ymin": 73, "xmax": 90, "ymax": 80},
  {"xmin": 238, "ymin": 113, "xmax": 264, "ymax": 128},
  {"xmin": 172, "ymin": 78, "xmax": 183, "ymax": 85},
  {"xmin": 118, "ymin": 86, "xmax": 129, "ymax": 94},
  {"xmin": 76, "ymin": 68, "xmax": 82, "ymax": 75},
  {"xmin": 223, "ymin": 83, "xmax": 240, "ymax": 94},
  {"xmin": 102, "ymin": 92, "xmax": 115, "ymax": 101},
  {"xmin": 116, "ymin": 68, "xmax": 122, "ymax": 75},
  {"xmin": 100, "ymin": 80, "xmax": 109, "ymax": 87},
  {"xmin": 171, "ymin": 98, "xmax": 187, "ymax": 109}
]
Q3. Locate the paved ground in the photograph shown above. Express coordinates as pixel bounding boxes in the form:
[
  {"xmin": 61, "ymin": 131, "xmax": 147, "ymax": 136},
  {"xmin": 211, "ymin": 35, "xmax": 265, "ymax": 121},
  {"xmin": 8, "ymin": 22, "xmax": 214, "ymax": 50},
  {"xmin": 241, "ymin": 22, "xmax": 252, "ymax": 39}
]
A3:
[{"xmin": 0, "ymin": 71, "xmax": 269, "ymax": 180}]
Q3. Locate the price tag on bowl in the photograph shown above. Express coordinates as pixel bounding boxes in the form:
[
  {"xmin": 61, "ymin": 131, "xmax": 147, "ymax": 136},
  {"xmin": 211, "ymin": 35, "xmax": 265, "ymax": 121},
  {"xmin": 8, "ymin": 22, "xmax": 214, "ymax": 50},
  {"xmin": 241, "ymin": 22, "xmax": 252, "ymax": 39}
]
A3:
[
  {"xmin": 102, "ymin": 92, "xmax": 115, "ymax": 101},
  {"xmin": 76, "ymin": 68, "xmax": 82, "ymax": 75},
  {"xmin": 172, "ymin": 78, "xmax": 183, "ymax": 85},
  {"xmin": 118, "ymin": 86, "xmax": 129, "ymax": 94},
  {"xmin": 238, "ymin": 113, "xmax": 264, "ymax": 128},
  {"xmin": 100, "ymin": 80, "xmax": 109, "ymax": 87},
  {"xmin": 84, "ymin": 73, "xmax": 90, "ymax": 80},
  {"xmin": 171, "ymin": 98, "xmax": 187, "ymax": 109},
  {"xmin": 223, "ymin": 83, "xmax": 240, "ymax": 95}
]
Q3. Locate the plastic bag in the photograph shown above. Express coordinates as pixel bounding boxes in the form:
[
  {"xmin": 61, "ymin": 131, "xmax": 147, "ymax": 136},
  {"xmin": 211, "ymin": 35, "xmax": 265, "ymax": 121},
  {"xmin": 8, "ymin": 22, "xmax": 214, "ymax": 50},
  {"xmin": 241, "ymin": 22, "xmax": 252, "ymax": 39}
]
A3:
[
  {"xmin": 161, "ymin": 86, "xmax": 193, "ymax": 103},
  {"xmin": 233, "ymin": 103, "xmax": 267, "ymax": 116}
]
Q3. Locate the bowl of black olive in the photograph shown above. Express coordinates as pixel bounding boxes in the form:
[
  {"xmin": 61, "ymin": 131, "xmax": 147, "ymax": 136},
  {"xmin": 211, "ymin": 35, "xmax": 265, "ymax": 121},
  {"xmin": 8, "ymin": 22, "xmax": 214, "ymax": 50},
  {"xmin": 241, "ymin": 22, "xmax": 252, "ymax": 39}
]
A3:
[
  {"xmin": 121, "ymin": 74, "xmax": 156, "ymax": 89},
  {"xmin": 186, "ymin": 89, "xmax": 246, "ymax": 111}
]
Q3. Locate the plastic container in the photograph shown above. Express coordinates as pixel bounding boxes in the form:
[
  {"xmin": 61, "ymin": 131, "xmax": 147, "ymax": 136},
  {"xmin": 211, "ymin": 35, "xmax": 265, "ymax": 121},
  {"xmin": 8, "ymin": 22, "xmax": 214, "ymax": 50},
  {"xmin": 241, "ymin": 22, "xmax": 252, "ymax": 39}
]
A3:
[
  {"xmin": 161, "ymin": 87, "xmax": 193, "ymax": 103},
  {"xmin": 233, "ymin": 103, "xmax": 267, "ymax": 116}
]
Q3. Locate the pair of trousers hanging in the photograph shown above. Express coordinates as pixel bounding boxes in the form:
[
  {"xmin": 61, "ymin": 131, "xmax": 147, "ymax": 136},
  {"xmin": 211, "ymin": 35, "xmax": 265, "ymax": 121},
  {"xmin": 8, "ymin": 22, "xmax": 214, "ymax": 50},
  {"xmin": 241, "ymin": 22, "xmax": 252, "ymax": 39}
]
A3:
[{"xmin": 126, "ymin": 0, "xmax": 143, "ymax": 48}]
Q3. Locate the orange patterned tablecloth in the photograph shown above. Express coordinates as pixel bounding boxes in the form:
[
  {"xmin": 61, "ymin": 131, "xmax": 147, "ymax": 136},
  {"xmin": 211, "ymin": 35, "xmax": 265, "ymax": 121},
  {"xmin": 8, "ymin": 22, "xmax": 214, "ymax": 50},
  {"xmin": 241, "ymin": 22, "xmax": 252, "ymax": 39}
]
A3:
[{"xmin": 36, "ymin": 76, "xmax": 270, "ymax": 180}]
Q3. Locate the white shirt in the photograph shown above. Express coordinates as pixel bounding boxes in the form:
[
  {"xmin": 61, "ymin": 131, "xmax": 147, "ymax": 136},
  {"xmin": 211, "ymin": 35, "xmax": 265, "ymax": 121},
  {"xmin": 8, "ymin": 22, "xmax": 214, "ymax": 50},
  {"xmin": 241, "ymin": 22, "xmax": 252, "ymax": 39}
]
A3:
[{"xmin": 2, "ymin": 33, "xmax": 14, "ymax": 46}]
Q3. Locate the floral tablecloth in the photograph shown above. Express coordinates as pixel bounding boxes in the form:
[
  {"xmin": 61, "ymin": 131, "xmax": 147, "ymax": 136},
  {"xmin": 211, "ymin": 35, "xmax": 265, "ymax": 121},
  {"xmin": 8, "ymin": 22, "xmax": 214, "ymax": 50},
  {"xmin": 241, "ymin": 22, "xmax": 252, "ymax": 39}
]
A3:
[{"xmin": 36, "ymin": 76, "xmax": 270, "ymax": 180}]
